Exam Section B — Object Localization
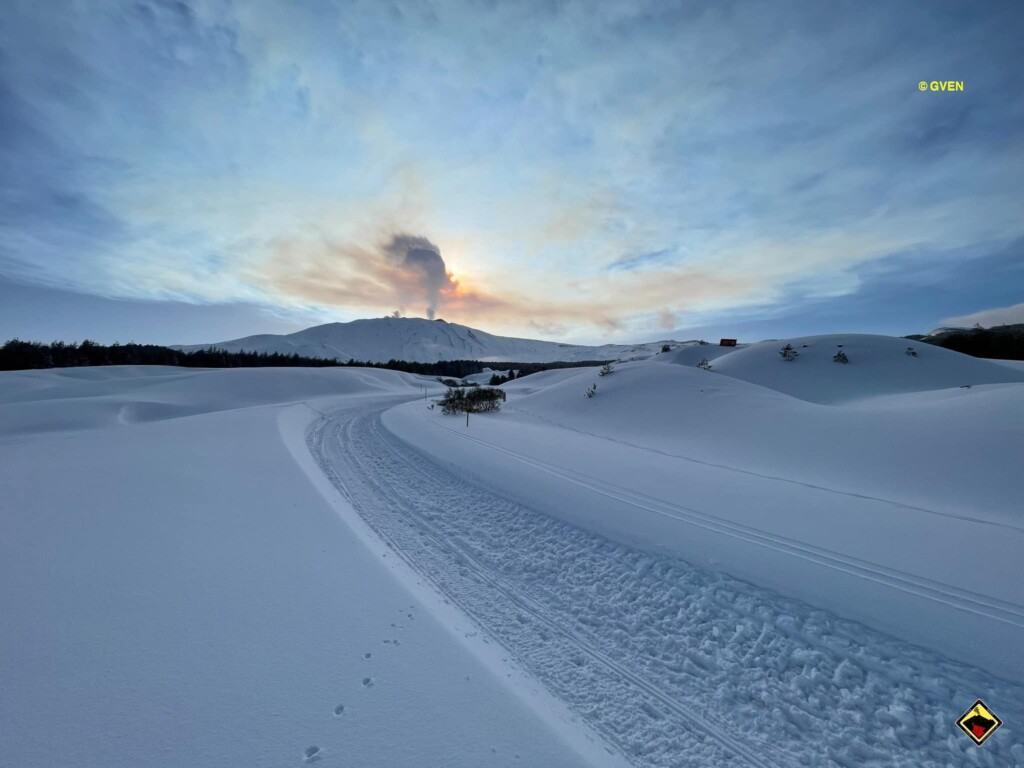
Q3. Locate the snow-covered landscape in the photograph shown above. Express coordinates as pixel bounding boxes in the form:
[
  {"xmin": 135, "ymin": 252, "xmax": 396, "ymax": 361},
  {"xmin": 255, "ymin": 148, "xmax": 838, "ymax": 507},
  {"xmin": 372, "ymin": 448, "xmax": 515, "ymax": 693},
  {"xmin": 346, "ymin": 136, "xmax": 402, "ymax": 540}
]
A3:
[
  {"xmin": 4, "ymin": 3, "xmax": 1023, "ymax": 765},
  {"xmin": 3, "ymin": 328, "xmax": 1023, "ymax": 767}
]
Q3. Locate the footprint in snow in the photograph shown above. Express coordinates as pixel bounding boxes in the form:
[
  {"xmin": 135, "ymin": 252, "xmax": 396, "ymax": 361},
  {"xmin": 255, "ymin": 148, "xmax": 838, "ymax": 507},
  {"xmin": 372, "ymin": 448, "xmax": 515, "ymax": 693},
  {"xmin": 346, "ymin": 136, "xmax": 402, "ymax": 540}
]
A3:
[
  {"xmin": 361, "ymin": 677, "xmax": 374, "ymax": 688},
  {"xmin": 363, "ymin": 652, "xmax": 372, "ymax": 660},
  {"xmin": 303, "ymin": 745, "xmax": 322, "ymax": 762},
  {"xmin": 333, "ymin": 704, "xmax": 345, "ymax": 716}
]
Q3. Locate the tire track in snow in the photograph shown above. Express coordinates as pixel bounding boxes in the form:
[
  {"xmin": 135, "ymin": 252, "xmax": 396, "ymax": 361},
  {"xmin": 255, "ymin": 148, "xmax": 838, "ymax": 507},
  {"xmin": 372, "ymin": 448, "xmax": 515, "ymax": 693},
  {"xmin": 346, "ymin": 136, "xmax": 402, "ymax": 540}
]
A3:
[
  {"xmin": 341, "ymin": 423, "xmax": 776, "ymax": 768},
  {"xmin": 310, "ymin": 404, "xmax": 1024, "ymax": 768},
  {"xmin": 415, "ymin": 408, "xmax": 1024, "ymax": 628},
  {"xmin": 312, "ymin": 409, "xmax": 776, "ymax": 767}
]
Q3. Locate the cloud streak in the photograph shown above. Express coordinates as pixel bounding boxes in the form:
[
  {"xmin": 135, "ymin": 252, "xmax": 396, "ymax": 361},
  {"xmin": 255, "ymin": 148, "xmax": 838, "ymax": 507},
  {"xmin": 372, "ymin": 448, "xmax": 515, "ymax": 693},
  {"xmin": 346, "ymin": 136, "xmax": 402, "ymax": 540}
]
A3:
[{"xmin": 943, "ymin": 303, "xmax": 1024, "ymax": 329}]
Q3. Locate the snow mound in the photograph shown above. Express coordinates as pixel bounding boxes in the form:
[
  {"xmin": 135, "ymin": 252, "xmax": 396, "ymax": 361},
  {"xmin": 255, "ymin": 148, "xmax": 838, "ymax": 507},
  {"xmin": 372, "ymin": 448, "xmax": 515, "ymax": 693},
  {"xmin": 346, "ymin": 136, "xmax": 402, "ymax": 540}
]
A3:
[
  {"xmin": 516, "ymin": 360, "xmax": 791, "ymax": 424},
  {"xmin": 505, "ymin": 358, "xmax": 1024, "ymax": 523},
  {"xmin": 705, "ymin": 334, "xmax": 1024, "ymax": 403},
  {"xmin": 655, "ymin": 342, "xmax": 744, "ymax": 367}
]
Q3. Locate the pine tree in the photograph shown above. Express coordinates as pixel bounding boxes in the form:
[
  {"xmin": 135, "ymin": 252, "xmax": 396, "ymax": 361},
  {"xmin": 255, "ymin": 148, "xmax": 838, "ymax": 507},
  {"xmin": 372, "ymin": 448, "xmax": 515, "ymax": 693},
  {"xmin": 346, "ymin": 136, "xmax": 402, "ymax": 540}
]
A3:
[
  {"xmin": 833, "ymin": 350, "xmax": 849, "ymax": 364},
  {"xmin": 584, "ymin": 383, "xmax": 597, "ymax": 398},
  {"xmin": 697, "ymin": 358, "xmax": 713, "ymax": 371},
  {"xmin": 780, "ymin": 343, "xmax": 799, "ymax": 361},
  {"xmin": 598, "ymin": 363, "xmax": 615, "ymax": 376}
]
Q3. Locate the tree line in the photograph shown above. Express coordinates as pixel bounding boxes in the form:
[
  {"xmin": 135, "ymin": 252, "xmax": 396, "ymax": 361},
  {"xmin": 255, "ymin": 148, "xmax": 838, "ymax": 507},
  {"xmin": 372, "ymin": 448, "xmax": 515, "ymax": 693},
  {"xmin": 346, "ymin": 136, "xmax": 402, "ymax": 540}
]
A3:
[
  {"xmin": 907, "ymin": 324, "xmax": 1024, "ymax": 361},
  {"xmin": 1, "ymin": 338, "xmax": 613, "ymax": 375},
  {"xmin": 0, "ymin": 339, "xmax": 342, "ymax": 371}
]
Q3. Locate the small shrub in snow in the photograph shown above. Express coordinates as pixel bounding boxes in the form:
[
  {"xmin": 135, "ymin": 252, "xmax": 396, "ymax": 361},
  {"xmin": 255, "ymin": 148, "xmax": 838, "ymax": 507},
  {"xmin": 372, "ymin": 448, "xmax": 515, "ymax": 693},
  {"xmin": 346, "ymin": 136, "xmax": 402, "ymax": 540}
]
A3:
[
  {"xmin": 697, "ymin": 358, "xmax": 713, "ymax": 371},
  {"xmin": 439, "ymin": 387, "xmax": 503, "ymax": 415},
  {"xmin": 906, "ymin": 346, "xmax": 918, "ymax": 357},
  {"xmin": 833, "ymin": 351, "xmax": 849, "ymax": 364},
  {"xmin": 598, "ymin": 363, "xmax": 615, "ymax": 376},
  {"xmin": 584, "ymin": 383, "xmax": 597, "ymax": 398},
  {"xmin": 466, "ymin": 387, "xmax": 503, "ymax": 412},
  {"xmin": 439, "ymin": 388, "xmax": 466, "ymax": 415},
  {"xmin": 780, "ymin": 343, "xmax": 799, "ymax": 361},
  {"xmin": 661, "ymin": 344, "xmax": 671, "ymax": 353}
]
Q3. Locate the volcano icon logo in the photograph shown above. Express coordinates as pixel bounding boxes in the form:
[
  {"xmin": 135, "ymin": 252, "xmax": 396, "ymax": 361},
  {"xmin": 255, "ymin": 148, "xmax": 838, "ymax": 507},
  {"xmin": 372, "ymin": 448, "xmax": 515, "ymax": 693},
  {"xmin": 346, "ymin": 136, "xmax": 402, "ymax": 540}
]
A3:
[{"xmin": 956, "ymin": 700, "xmax": 1002, "ymax": 746}]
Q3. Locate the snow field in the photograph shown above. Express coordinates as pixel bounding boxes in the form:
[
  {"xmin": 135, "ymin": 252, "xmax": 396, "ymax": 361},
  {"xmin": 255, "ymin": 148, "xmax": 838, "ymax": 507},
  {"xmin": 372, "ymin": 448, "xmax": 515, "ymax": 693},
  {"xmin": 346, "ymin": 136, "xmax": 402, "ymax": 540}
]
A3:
[{"xmin": 315, "ymin": 405, "xmax": 1024, "ymax": 767}]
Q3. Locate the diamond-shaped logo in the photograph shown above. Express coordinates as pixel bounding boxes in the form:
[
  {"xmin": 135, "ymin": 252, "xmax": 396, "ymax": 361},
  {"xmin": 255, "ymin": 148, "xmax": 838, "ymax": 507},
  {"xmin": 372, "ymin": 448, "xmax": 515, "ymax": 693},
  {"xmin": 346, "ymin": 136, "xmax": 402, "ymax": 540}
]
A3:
[{"xmin": 956, "ymin": 699, "xmax": 1002, "ymax": 746}]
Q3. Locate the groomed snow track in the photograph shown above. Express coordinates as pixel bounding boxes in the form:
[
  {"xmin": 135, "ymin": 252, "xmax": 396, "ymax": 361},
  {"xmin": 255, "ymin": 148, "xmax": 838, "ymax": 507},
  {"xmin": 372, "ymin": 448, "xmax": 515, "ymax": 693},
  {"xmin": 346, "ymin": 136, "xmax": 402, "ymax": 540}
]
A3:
[{"xmin": 309, "ymin": 403, "xmax": 1024, "ymax": 767}]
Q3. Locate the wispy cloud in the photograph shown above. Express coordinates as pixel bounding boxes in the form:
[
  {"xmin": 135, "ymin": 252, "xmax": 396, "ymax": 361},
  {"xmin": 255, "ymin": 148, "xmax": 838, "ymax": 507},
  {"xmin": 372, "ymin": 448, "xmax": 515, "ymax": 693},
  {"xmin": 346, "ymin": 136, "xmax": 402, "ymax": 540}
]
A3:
[
  {"xmin": 1, "ymin": 0, "xmax": 1022, "ymax": 341},
  {"xmin": 607, "ymin": 249, "xmax": 675, "ymax": 273}
]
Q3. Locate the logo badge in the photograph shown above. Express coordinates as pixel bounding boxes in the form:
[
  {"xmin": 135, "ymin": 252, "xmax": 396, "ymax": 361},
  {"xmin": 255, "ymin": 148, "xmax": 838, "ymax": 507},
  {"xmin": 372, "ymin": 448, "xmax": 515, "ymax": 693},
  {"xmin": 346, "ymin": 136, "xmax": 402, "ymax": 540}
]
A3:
[{"xmin": 956, "ymin": 700, "xmax": 1002, "ymax": 746}]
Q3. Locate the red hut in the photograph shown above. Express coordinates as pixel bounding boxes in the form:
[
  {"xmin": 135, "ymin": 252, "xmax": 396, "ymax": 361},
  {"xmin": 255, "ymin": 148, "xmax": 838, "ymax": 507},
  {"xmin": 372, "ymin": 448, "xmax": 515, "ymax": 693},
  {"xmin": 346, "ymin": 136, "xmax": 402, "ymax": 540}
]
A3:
[{"xmin": 719, "ymin": 338, "xmax": 737, "ymax": 347}]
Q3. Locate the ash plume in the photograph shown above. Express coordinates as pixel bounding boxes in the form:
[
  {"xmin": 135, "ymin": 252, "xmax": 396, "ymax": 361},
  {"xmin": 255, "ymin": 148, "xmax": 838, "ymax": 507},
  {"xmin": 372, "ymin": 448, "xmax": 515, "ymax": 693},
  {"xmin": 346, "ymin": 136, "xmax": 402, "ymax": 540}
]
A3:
[{"xmin": 383, "ymin": 234, "xmax": 453, "ymax": 320}]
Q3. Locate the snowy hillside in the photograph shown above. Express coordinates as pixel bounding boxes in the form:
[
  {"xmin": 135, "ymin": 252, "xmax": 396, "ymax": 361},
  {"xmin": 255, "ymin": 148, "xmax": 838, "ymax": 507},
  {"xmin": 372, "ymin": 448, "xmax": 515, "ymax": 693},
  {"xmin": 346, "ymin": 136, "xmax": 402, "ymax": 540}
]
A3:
[
  {"xmin": 704, "ymin": 333, "xmax": 1024, "ymax": 403},
  {"xmin": 177, "ymin": 316, "xmax": 685, "ymax": 364}
]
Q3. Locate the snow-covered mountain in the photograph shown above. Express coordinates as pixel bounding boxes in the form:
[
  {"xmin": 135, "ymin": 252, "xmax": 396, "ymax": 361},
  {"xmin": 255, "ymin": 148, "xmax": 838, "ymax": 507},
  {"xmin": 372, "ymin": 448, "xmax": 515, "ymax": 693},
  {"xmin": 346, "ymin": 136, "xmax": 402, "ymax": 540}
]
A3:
[{"xmin": 176, "ymin": 316, "xmax": 686, "ymax": 363}]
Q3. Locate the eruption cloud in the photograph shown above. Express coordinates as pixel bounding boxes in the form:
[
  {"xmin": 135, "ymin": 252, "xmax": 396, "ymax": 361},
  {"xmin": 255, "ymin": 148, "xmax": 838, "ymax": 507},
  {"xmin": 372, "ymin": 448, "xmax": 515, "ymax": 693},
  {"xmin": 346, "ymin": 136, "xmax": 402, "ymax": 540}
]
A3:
[{"xmin": 383, "ymin": 234, "xmax": 454, "ymax": 320}]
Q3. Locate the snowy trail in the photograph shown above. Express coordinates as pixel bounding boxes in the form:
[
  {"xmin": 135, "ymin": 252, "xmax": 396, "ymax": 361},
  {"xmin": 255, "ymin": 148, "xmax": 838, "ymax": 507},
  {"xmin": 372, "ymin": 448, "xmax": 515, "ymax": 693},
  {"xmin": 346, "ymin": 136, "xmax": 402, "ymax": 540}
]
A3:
[{"xmin": 310, "ymin": 404, "xmax": 1024, "ymax": 767}]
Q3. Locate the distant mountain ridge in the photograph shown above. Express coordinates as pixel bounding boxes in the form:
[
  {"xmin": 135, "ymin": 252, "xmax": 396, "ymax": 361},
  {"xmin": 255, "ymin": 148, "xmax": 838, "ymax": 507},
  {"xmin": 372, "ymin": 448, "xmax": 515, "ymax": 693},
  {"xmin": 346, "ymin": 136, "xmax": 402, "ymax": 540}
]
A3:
[{"xmin": 175, "ymin": 317, "xmax": 687, "ymax": 364}]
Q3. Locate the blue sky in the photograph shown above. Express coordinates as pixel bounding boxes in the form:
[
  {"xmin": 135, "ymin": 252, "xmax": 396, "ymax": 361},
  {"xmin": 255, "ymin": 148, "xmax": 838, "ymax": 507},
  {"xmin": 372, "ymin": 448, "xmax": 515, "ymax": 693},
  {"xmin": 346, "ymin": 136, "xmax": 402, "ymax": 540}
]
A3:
[{"xmin": 1, "ymin": 0, "xmax": 1022, "ymax": 345}]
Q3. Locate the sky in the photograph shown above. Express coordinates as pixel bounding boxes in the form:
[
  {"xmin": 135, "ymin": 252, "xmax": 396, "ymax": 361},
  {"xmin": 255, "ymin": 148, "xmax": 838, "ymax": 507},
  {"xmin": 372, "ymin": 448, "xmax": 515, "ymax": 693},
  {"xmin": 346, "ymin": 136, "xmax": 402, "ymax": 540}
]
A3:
[{"xmin": 1, "ymin": 0, "xmax": 1022, "ymax": 346}]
